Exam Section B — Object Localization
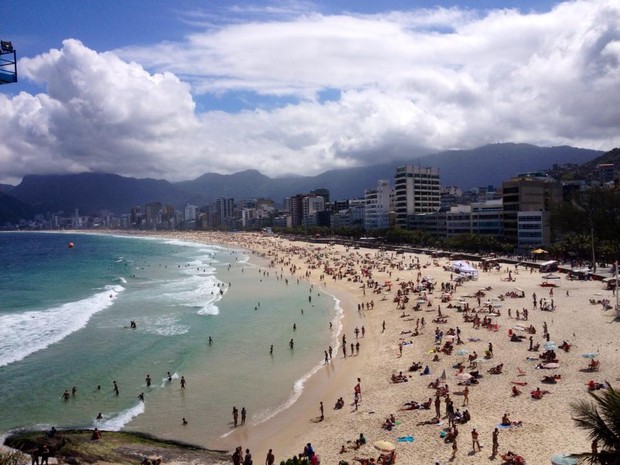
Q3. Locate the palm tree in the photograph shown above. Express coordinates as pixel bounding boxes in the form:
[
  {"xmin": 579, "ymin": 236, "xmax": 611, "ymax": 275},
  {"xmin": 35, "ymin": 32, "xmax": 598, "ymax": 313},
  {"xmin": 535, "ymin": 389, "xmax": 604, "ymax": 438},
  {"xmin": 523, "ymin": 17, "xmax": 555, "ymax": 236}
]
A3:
[{"xmin": 570, "ymin": 384, "xmax": 620, "ymax": 464}]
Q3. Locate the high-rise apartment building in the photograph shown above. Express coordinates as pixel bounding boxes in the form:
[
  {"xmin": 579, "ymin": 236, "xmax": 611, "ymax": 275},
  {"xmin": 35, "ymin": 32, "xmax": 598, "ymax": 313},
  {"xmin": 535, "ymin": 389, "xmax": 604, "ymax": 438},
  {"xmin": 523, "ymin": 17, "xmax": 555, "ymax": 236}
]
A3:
[
  {"xmin": 502, "ymin": 174, "xmax": 562, "ymax": 246},
  {"xmin": 364, "ymin": 179, "xmax": 394, "ymax": 230},
  {"xmin": 394, "ymin": 165, "xmax": 441, "ymax": 228}
]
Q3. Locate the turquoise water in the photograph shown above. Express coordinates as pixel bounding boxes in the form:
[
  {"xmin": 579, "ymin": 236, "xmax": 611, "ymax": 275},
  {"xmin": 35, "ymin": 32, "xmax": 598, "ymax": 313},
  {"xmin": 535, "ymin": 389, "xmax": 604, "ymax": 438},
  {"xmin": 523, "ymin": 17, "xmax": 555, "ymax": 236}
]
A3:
[{"xmin": 0, "ymin": 232, "xmax": 339, "ymax": 444}]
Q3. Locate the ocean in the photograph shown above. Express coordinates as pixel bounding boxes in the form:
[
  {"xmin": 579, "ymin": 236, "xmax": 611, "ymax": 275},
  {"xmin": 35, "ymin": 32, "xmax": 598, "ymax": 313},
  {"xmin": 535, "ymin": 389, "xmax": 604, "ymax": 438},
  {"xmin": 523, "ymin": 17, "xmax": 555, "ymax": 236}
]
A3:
[{"xmin": 0, "ymin": 232, "xmax": 340, "ymax": 446}]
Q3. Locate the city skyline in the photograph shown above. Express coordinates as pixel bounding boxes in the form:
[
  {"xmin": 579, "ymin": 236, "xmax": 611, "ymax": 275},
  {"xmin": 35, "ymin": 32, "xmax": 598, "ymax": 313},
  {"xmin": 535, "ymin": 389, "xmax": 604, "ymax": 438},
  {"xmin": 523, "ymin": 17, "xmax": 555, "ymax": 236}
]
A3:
[{"xmin": 1, "ymin": 0, "xmax": 619, "ymax": 185}]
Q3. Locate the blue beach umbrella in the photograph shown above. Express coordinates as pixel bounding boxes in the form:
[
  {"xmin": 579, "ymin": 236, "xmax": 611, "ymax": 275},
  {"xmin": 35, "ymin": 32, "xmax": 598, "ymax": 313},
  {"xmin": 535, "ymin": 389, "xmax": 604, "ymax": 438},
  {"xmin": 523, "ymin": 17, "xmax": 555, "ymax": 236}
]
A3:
[
  {"xmin": 581, "ymin": 352, "xmax": 598, "ymax": 359},
  {"xmin": 550, "ymin": 453, "xmax": 577, "ymax": 465},
  {"xmin": 456, "ymin": 349, "xmax": 469, "ymax": 356},
  {"xmin": 544, "ymin": 341, "xmax": 557, "ymax": 350}
]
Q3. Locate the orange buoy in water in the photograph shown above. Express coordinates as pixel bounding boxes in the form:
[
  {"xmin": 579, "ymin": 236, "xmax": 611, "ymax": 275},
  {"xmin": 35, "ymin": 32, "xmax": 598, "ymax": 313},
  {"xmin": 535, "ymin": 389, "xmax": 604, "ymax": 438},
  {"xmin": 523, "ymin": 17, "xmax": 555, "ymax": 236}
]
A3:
[{"xmin": 67, "ymin": 242, "xmax": 75, "ymax": 248}]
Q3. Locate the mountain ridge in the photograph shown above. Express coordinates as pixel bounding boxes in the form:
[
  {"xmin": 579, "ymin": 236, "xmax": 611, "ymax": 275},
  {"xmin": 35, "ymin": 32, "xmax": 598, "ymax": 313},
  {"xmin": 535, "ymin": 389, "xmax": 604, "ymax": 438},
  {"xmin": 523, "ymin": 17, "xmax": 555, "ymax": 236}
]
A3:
[{"xmin": 3, "ymin": 143, "xmax": 608, "ymax": 219}]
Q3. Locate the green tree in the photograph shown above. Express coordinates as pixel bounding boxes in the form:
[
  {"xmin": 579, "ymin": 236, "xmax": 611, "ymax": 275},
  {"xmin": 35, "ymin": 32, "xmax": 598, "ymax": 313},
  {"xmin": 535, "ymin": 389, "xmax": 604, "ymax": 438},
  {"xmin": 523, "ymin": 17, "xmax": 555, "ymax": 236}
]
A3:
[{"xmin": 570, "ymin": 384, "xmax": 620, "ymax": 464}]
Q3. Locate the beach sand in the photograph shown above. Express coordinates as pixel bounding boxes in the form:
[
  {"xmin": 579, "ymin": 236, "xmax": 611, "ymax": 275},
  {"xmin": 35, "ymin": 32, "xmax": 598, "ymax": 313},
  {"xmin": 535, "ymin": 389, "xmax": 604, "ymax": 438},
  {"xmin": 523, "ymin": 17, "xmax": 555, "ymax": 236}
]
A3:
[{"xmin": 103, "ymin": 231, "xmax": 620, "ymax": 464}]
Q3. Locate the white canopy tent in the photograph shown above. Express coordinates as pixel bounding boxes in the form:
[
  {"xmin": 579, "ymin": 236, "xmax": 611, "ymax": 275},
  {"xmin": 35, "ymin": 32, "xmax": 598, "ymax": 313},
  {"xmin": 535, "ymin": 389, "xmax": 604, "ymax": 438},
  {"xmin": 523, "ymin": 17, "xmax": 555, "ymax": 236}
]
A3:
[{"xmin": 451, "ymin": 261, "xmax": 479, "ymax": 279}]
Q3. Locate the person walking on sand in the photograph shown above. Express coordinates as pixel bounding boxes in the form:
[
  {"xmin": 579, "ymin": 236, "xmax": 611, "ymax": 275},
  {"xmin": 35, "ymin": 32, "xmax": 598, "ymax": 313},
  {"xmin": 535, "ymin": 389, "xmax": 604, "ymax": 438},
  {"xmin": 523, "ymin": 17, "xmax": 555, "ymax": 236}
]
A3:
[
  {"xmin": 320, "ymin": 401, "xmax": 324, "ymax": 420},
  {"xmin": 463, "ymin": 385, "xmax": 469, "ymax": 406},
  {"xmin": 233, "ymin": 407, "xmax": 238, "ymax": 427},
  {"xmin": 243, "ymin": 448, "xmax": 253, "ymax": 465},
  {"xmin": 471, "ymin": 428, "xmax": 481, "ymax": 452},
  {"xmin": 265, "ymin": 449, "xmax": 275, "ymax": 465},
  {"xmin": 492, "ymin": 428, "xmax": 499, "ymax": 456}
]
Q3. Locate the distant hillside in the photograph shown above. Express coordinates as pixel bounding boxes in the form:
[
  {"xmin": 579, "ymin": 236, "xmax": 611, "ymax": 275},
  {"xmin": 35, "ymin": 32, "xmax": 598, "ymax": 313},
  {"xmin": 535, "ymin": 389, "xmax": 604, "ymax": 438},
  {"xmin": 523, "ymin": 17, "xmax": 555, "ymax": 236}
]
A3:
[
  {"xmin": 547, "ymin": 147, "xmax": 620, "ymax": 182},
  {"xmin": 6, "ymin": 143, "xmax": 604, "ymax": 215},
  {"xmin": 0, "ymin": 183, "xmax": 15, "ymax": 194},
  {"xmin": 10, "ymin": 173, "xmax": 187, "ymax": 215},
  {"xmin": 178, "ymin": 144, "xmax": 602, "ymax": 201},
  {"xmin": 0, "ymin": 191, "xmax": 34, "ymax": 225},
  {"xmin": 411, "ymin": 143, "xmax": 603, "ymax": 187}
]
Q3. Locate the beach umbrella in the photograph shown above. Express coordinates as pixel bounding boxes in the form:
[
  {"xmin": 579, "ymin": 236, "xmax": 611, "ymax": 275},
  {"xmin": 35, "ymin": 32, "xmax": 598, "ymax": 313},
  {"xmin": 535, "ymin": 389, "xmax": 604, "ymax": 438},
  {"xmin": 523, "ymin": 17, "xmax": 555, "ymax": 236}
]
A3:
[
  {"xmin": 532, "ymin": 248, "xmax": 548, "ymax": 254},
  {"xmin": 550, "ymin": 453, "xmax": 577, "ymax": 465},
  {"xmin": 544, "ymin": 342, "xmax": 557, "ymax": 350},
  {"xmin": 374, "ymin": 440, "xmax": 396, "ymax": 452},
  {"xmin": 581, "ymin": 352, "xmax": 598, "ymax": 359},
  {"xmin": 456, "ymin": 372, "xmax": 472, "ymax": 380},
  {"xmin": 456, "ymin": 349, "xmax": 469, "ymax": 356},
  {"xmin": 440, "ymin": 369, "xmax": 447, "ymax": 380}
]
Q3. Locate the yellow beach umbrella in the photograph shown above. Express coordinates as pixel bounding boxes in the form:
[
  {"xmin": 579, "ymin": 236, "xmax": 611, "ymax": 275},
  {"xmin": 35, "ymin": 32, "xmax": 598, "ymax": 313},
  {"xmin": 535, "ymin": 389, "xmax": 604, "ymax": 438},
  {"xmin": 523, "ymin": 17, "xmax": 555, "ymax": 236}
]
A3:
[{"xmin": 374, "ymin": 440, "xmax": 396, "ymax": 452}]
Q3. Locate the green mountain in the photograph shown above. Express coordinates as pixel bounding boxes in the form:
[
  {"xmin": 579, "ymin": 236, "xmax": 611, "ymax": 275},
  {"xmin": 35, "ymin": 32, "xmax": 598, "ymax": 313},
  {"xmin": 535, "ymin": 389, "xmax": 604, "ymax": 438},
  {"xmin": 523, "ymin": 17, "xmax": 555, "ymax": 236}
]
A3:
[{"xmin": 6, "ymin": 143, "xmax": 605, "ymax": 216}]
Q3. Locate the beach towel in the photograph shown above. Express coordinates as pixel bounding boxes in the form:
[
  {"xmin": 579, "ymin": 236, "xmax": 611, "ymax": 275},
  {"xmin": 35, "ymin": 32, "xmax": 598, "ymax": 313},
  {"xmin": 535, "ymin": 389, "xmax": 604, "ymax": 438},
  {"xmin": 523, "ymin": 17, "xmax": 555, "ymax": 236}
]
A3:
[
  {"xmin": 497, "ymin": 422, "xmax": 522, "ymax": 430},
  {"xmin": 397, "ymin": 436, "xmax": 414, "ymax": 443}
]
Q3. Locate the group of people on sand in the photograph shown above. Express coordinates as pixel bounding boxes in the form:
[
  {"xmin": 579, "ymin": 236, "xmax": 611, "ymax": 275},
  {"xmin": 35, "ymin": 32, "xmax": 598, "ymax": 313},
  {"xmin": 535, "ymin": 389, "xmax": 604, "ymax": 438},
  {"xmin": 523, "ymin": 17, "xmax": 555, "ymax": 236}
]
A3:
[
  {"xmin": 210, "ymin": 235, "xmax": 608, "ymax": 464},
  {"xmin": 232, "ymin": 446, "xmax": 259, "ymax": 465}
]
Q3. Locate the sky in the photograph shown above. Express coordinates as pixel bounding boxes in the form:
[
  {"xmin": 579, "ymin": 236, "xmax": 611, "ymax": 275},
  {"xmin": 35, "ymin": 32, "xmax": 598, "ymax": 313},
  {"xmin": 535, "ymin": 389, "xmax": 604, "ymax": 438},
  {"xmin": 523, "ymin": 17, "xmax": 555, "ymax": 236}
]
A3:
[{"xmin": 0, "ymin": 0, "xmax": 619, "ymax": 185}]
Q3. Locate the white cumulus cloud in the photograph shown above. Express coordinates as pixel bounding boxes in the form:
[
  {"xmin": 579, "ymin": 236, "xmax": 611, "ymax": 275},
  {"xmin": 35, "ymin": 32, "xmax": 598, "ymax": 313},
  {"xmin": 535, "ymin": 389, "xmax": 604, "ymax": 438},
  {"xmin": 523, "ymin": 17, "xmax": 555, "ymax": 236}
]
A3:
[{"xmin": 0, "ymin": 0, "xmax": 619, "ymax": 185}]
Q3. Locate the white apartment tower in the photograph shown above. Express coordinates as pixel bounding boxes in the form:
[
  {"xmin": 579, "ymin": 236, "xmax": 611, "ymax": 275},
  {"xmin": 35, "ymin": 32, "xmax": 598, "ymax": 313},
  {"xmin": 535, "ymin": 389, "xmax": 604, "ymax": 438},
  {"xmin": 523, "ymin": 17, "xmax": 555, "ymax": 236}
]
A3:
[
  {"xmin": 184, "ymin": 204, "xmax": 198, "ymax": 222},
  {"xmin": 394, "ymin": 165, "xmax": 441, "ymax": 228},
  {"xmin": 364, "ymin": 179, "xmax": 394, "ymax": 230}
]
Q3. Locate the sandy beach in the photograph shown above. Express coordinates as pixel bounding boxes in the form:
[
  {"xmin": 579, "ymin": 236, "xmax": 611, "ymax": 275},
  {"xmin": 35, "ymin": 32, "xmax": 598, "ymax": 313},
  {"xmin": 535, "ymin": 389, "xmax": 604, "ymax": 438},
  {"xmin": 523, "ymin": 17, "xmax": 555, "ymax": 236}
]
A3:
[{"xmin": 21, "ymin": 229, "xmax": 615, "ymax": 465}]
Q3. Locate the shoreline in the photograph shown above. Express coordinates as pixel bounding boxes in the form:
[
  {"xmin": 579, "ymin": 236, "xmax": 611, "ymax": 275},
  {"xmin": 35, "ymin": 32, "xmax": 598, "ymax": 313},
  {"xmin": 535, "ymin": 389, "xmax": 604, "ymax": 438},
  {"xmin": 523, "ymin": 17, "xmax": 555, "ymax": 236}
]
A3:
[{"xmin": 6, "ymin": 230, "xmax": 620, "ymax": 464}]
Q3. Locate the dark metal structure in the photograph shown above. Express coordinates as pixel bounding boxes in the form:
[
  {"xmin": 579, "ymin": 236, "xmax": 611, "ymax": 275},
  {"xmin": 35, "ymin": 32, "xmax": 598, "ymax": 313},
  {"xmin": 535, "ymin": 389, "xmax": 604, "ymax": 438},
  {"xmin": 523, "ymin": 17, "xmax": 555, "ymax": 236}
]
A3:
[{"xmin": 0, "ymin": 40, "xmax": 17, "ymax": 84}]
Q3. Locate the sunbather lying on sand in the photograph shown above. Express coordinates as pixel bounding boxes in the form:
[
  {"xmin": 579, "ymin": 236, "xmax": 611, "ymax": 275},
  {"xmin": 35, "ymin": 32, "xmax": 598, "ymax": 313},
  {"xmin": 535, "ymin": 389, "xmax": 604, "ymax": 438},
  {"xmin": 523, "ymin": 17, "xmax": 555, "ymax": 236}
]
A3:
[
  {"xmin": 586, "ymin": 380, "xmax": 607, "ymax": 391},
  {"xmin": 408, "ymin": 361, "xmax": 422, "ymax": 372},
  {"xmin": 391, "ymin": 372, "xmax": 408, "ymax": 383},
  {"xmin": 488, "ymin": 363, "xmax": 504, "ymax": 374},
  {"xmin": 500, "ymin": 451, "xmax": 526, "ymax": 464},
  {"xmin": 353, "ymin": 457, "xmax": 376, "ymax": 465},
  {"xmin": 417, "ymin": 417, "xmax": 441, "ymax": 426},
  {"xmin": 401, "ymin": 400, "xmax": 421, "ymax": 410},
  {"xmin": 541, "ymin": 374, "xmax": 561, "ymax": 384},
  {"xmin": 530, "ymin": 387, "xmax": 551, "ymax": 399}
]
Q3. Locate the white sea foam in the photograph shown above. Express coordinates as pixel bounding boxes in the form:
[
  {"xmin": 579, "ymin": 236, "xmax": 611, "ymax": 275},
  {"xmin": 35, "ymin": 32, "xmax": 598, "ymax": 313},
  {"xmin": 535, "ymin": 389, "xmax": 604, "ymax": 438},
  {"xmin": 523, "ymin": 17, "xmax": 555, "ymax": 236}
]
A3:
[
  {"xmin": 196, "ymin": 304, "xmax": 219, "ymax": 316},
  {"xmin": 141, "ymin": 316, "xmax": 190, "ymax": 336},
  {"xmin": 96, "ymin": 401, "xmax": 145, "ymax": 431},
  {"xmin": 159, "ymin": 274, "xmax": 225, "ymax": 314},
  {"xmin": 0, "ymin": 285, "xmax": 124, "ymax": 368},
  {"xmin": 160, "ymin": 372, "xmax": 179, "ymax": 387}
]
